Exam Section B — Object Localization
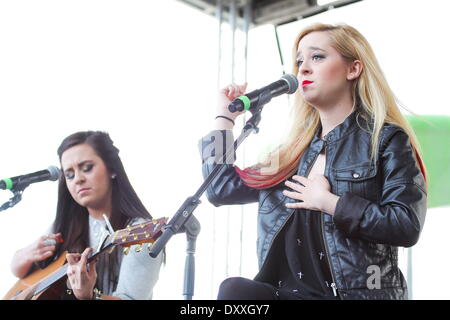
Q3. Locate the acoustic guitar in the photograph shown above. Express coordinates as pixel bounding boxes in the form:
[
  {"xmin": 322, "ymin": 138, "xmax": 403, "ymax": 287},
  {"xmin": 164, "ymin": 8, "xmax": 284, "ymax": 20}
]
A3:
[{"xmin": 3, "ymin": 217, "xmax": 168, "ymax": 300}]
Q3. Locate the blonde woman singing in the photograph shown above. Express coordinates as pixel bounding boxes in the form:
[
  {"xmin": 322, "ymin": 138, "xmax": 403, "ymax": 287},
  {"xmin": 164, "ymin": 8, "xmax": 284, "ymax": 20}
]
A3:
[{"xmin": 199, "ymin": 23, "xmax": 427, "ymax": 300}]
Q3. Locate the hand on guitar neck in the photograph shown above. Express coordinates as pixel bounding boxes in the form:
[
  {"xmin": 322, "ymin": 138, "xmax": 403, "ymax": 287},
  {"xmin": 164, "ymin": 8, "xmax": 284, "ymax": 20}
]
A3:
[{"xmin": 66, "ymin": 248, "xmax": 98, "ymax": 300}]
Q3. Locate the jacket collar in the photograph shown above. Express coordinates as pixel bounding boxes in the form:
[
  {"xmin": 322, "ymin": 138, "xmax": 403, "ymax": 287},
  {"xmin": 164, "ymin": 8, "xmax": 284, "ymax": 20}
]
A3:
[
  {"xmin": 299, "ymin": 108, "xmax": 367, "ymax": 176},
  {"xmin": 311, "ymin": 109, "xmax": 360, "ymax": 148}
]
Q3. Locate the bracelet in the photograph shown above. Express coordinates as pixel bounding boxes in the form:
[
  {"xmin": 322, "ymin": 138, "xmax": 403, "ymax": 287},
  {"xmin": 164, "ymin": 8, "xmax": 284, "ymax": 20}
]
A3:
[
  {"xmin": 215, "ymin": 115, "xmax": 235, "ymax": 125},
  {"xmin": 61, "ymin": 287, "xmax": 102, "ymax": 300},
  {"xmin": 93, "ymin": 288, "xmax": 102, "ymax": 300}
]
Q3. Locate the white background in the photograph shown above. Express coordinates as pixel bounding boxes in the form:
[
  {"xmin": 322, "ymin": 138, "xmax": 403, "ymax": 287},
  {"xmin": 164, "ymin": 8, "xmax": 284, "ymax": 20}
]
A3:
[{"xmin": 0, "ymin": 0, "xmax": 449, "ymax": 299}]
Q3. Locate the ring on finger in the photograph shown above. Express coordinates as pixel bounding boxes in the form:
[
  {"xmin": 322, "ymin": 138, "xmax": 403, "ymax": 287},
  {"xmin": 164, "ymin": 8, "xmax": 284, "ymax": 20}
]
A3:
[{"xmin": 43, "ymin": 239, "xmax": 56, "ymax": 246}]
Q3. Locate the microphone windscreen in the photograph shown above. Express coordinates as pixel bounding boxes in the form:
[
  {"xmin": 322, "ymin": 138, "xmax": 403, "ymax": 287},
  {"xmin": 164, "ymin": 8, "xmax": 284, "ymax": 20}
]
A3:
[
  {"xmin": 281, "ymin": 73, "xmax": 299, "ymax": 94},
  {"xmin": 47, "ymin": 166, "xmax": 61, "ymax": 181}
]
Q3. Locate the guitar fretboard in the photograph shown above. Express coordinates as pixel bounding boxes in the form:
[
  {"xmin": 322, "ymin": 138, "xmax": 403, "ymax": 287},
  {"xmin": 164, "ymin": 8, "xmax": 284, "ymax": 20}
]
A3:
[
  {"xmin": 32, "ymin": 264, "xmax": 69, "ymax": 297},
  {"xmin": 30, "ymin": 244, "xmax": 111, "ymax": 298}
]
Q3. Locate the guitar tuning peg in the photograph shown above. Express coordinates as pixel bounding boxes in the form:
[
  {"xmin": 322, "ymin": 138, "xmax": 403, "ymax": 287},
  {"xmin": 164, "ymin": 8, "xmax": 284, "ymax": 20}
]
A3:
[
  {"xmin": 135, "ymin": 244, "xmax": 143, "ymax": 252},
  {"xmin": 123, "ymin": 247, "xmax": 130, "ymax": 255}
]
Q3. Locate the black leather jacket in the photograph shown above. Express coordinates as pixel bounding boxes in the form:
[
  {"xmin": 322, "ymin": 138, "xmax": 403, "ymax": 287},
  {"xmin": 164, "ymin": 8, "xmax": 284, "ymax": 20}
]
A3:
[{"xmin": 199, "ymin": 111, "xmax": 427, "ymax": 300}]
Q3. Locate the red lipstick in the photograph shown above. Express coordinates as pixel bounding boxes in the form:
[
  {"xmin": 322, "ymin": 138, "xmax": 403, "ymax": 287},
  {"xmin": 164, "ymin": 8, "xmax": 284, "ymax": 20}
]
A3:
[{"xmin": 302, "ymin": 80, "xmax": 313, "ymax": 87}]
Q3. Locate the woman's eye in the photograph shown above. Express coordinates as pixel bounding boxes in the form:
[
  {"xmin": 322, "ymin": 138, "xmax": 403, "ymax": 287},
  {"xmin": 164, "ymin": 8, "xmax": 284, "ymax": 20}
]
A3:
[
  {"xmin": 297, "ymin": 54, "xmax": 324, "ymax": 67},
  {"xmin": 65, "ymin": 172, "xmax": 74, "ymax": 180},
  {"xmin": 312, "ymin": 54, "xmax": 325, "ymax": 61},
  {"xmin": 82, "ymin": 164, "xmax": 93, "ymax": 172}
]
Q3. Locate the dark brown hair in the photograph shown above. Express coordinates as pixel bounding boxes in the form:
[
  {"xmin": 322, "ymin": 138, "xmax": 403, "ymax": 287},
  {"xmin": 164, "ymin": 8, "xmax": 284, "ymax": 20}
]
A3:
[{"xmin": 41, "ymin": 131, "xmax": 152, "ymax": 292}]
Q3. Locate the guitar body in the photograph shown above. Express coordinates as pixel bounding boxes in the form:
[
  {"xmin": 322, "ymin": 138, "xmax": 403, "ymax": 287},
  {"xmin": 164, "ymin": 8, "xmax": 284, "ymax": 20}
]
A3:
[{"xmin": 4, "ymin": 252, "xmax": 67, "ymax": 300}]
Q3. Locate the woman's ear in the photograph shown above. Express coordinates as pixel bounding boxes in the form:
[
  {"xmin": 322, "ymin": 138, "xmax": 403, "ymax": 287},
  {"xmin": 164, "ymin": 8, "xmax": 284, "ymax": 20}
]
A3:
[{"xmin": 347, "ymin": 60, "xmax": 362, "ymax": 80}]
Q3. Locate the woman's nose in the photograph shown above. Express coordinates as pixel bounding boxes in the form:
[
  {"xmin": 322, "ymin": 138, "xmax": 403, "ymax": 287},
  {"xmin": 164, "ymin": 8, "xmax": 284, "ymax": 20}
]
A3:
[
  {"xmin": 299, "ymin": 61, "xmax": 311, "ymax": 75},
  {"xmin": 74, "ymin": 171, "xmax": 85, "ymax": 184}
]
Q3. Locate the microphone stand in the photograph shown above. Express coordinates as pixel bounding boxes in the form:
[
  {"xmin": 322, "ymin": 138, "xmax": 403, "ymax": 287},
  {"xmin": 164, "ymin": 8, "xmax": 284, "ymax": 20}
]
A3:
[
  {"xmin": 149, "ymin": 91, "xmax": 270, "ymax": 300},
  {"xmin": 181, "ymin": 214, "xmax": 200, "ymax": 300},
  {"xmin": 0, "ymin": 187, "xmax": 26, "ymax": 212}
]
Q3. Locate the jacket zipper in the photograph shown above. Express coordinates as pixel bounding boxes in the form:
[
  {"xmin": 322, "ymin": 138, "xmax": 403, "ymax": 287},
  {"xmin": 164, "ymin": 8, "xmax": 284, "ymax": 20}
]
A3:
[
  {"xmin": 321, "ymin": 216, "xmax": 340, "ymax": 298},
  {"xmin": 320, "ymin": 140, "xmax": 342, "ymax": 299},
  {"xmin": 331, "ymin": 282, "xmax": 338, "ymax": 296}
]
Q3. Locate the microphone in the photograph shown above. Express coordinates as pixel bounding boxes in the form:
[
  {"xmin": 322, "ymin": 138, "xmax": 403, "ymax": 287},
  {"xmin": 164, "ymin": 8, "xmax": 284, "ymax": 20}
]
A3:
[
  {"xmin": 0, "ymin": 166, "xmax": 61, "ymax": 191},
  {"xmin": 228, "ymin": 73, "xmax": 298, "ymax": 113}
]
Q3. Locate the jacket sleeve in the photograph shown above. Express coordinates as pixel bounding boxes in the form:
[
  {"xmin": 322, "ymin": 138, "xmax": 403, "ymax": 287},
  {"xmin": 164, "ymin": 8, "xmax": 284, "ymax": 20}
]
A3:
[
  {"xmin": 199, "ymin": 130, "xmax": 259, "ymax": 206},
  {"xmin": 333, "ymin": 127, "xmax": 427, "ymax": 247}
]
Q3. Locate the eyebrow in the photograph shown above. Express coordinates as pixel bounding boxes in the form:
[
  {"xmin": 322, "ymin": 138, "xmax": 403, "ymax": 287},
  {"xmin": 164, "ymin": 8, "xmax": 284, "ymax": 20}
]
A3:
[
  {"xmin": 63, "ymin": 160, "xmax": 93, "ymax": 173},
  {"xmin": 296, "ymin": 46, "xmax": 326, "ymax": 60}
]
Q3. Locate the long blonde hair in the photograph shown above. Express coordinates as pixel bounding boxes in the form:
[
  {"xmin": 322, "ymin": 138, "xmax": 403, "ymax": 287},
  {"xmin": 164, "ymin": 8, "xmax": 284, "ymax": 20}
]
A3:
[{"xmin": 237, "ymin": 23, "xmax": 425, "ymax": 189}]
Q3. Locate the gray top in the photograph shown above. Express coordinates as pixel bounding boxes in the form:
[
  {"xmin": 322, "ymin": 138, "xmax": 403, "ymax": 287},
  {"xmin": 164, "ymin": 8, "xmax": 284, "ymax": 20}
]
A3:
[{"xmin": 87, "ymin": 215, "xmax": 163, "ymax": 299}]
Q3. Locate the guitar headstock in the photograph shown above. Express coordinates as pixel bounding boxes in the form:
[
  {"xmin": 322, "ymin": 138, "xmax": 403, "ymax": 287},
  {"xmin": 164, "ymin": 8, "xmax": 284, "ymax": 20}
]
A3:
[{"xmin": 111, "ymin": 217, "xmax": 168, "ymax": 252}]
